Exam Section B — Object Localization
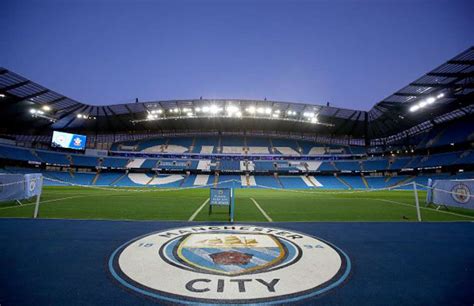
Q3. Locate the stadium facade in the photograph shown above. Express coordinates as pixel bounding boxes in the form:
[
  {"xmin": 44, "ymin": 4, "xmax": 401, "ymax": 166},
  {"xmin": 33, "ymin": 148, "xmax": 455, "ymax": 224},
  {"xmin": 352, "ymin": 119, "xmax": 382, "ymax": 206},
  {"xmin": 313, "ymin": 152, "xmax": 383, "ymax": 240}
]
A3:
[{"xmin": 0, "ymin": 47, "xmax": 473, "ymax": 189}]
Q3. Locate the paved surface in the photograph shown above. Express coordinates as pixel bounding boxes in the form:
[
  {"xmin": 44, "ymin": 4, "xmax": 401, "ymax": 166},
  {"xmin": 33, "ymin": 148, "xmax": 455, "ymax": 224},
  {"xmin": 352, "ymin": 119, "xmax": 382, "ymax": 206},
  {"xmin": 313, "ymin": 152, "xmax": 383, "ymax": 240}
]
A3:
[{"xmin": 0, "ymin": 219, "xmax": 473, "ymax": 305}]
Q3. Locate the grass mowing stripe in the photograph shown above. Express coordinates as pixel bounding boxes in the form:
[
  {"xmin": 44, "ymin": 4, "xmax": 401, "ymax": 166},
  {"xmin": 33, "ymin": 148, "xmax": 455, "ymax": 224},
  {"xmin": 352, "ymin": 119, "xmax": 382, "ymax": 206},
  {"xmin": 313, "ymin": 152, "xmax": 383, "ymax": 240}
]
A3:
[
  {"xmin": 250, "ymin": 197, "xmax": 272, "ymax": 222},
  {"xmin": 189, "ymin": 198, "xmax": 210, "ymax": 221},
  {"xmin": 374, "ymin": 198, "xmax": 474, "ymax": 220}
]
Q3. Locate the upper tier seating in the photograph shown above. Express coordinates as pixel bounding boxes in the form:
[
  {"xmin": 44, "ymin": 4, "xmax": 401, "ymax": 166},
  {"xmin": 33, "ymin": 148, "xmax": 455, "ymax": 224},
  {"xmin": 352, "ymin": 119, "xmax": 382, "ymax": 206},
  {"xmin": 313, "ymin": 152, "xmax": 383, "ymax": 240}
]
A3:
[
  {"xmin": 246, "ymin": 137, "xmax": 270, "ymax": 147},
  {"xmin": 71, "ymin": 155, "xmax": 98, "ymax": 167},
  {"xmin": 0, "ymin": 145, "xmax": 40, "ymax": 162},
  {"xmin": 416, "ymin": 118, "xmax": 474, "ymax": 149},
  {"xmin": 334, "ymin": 161, "xmax": 361, "ymax": 172},
  {"xmin": 247, "ymin": 147, "xmax": 270, "ymax": 154},
  {"xmin": 318, "ymin": 162, "xmax": 337, "ymax": 171},
  {"xmin": 350, "ymin": 146, "xmax": 367, "ymax": 154},
  {"xmin": 221, "ymin": 136, "xmax": 245, "ymax": 147},
  {"xmin": 36, "ymin": 151, "xmax": 70, "ymax": 165},
  {"xmin": 307, "ymin": 147, "xmax": 326, "ymax": 155},
  {"xmin": 222, "ymin": 146, "xmax": 245, "ymax": 154},
  {"xmin": 363, "ymin": 159, "xmax": 388, "ymax": 171},
  {"xmin": 388, "ymin": 157, "xmax": 411, "ymax": 170},
  {"xmin": 274, "ymin": 147, "xmax": 300, "ymax": 156},
  {"xmin": 416, "ymin": 152, "xmax": 461, "ymax": 168},
  {"xmin": 101, "ymin": 157, "xmax": 129, "ymax": 168},
  {"xmin": 192, "ymin": 136, "xmax": 218, "ymax": 153},
  {"xmin": 137, "ymin": 138, "xmax": 165, "ymax": 151}
]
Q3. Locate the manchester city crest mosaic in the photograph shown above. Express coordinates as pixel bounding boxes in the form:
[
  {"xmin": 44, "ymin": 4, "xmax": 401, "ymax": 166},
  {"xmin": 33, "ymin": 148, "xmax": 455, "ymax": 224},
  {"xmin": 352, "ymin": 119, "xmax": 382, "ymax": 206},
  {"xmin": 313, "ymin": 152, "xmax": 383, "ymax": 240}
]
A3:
[{"xmin": 109, "ymin": 225, "xmax": 351, "ymax": 304}]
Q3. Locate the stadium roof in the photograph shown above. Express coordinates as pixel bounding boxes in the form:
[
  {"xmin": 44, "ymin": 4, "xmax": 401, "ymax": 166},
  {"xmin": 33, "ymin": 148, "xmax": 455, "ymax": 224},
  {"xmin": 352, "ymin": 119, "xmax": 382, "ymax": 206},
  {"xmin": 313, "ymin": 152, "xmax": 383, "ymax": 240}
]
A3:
[{"xmin": 0, "ymin": 46, "xmax": 473, "ymax": 142}]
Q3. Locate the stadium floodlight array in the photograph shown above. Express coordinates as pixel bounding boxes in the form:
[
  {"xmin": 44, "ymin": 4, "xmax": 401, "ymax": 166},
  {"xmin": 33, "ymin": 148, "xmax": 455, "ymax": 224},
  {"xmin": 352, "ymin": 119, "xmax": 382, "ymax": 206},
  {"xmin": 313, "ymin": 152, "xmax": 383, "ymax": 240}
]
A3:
[
  {"xmin": 134, "ymin": 101, "xmax": 333, "ymax": 126},
  {"xmin": 76, "ymin": 113, "xmax": 96, "ymax": 120},
  {"xmin": 29, "ymin": 108, "xmax": 57, "ymax": 122},
  {"xmin": 409, "ymin": 92, "xmax": 445, "ymax": 112}
]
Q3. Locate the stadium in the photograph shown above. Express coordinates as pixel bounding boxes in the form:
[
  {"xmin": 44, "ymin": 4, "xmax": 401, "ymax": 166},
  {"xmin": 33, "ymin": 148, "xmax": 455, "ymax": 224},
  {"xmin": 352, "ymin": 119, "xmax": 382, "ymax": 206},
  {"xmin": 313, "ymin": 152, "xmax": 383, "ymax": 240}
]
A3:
[
  {"xmin": 1, "ymin": 1, "xmax": 474, "ymax": 303},
  {"xmin": 1, "ymin": 47, "xmax": 474, "ymax": 223}
]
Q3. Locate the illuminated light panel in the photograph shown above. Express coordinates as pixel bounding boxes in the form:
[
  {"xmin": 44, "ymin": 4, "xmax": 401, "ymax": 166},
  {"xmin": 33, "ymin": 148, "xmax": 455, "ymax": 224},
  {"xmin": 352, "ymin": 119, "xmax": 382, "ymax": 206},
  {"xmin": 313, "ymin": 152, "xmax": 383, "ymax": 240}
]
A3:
[{"xmin": 246, "ymin": 106, "xmax": 256, "ymax": 114}]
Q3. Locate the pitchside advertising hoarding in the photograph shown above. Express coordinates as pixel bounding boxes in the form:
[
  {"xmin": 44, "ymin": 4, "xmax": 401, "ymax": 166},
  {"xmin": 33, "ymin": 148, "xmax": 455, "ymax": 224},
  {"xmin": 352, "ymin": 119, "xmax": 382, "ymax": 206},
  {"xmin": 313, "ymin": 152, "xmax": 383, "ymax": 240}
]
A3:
[{"xmin": 51, "ymin": 131, "xmax": 87, "ymax": 150}]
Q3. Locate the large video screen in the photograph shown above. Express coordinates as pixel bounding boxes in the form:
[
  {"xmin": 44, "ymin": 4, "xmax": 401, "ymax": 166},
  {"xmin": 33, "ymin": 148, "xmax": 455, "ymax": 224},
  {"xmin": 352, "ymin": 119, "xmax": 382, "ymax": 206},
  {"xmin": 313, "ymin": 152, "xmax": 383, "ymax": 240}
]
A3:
[{"xmin": 51, "ymin": 131, "xmax": 86, "ymax": 150}]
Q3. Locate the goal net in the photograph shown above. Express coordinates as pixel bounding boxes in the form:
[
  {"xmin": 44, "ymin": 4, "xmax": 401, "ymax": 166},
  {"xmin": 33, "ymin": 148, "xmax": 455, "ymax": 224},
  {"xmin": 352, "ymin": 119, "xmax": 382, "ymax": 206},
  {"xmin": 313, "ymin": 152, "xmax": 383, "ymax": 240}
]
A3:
[
  {"xmin": 426, "ymin": 179, "xmax": 474, "ymax": 209},
  {"xmin": 0, "ymin": 173, "xmax": 43, "ymax": 217}
]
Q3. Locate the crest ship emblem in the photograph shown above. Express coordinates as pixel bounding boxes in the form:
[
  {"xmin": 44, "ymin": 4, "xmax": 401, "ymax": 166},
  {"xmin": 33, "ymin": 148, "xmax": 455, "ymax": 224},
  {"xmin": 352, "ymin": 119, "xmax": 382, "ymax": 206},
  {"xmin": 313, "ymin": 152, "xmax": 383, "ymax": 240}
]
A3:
[{"xmin": 176, "ymin": 233, "xmax": 286, "ymax": 276}]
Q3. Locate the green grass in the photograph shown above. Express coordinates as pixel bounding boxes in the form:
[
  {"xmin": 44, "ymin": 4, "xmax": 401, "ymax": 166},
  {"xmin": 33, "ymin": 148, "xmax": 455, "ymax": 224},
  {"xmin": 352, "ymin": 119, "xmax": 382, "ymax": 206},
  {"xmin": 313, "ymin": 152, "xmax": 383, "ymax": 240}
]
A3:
[{"xmin": 1, "ymin": 186, "xmax": 473, "ymax": 222}]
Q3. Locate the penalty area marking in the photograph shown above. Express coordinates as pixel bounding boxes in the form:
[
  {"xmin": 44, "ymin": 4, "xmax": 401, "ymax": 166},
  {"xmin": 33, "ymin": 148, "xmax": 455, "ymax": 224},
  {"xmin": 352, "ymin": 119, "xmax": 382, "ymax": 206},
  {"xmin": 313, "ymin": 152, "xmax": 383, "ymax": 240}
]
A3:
[
  {"xmin": 188, "ymin": 198, "xmax": 210, "ymax": 221},
  {"xmin": 250, "ymin": 197, "xmax": 273, "ymax": 222}
]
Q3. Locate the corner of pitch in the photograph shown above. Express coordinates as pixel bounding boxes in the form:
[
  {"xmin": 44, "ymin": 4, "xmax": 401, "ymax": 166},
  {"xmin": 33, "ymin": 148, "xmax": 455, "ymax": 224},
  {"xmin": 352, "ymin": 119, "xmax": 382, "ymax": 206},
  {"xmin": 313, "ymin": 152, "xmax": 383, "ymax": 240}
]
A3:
[{"xmin": 109, "ymin": 225, "xmax": 351, "ymax": 304}]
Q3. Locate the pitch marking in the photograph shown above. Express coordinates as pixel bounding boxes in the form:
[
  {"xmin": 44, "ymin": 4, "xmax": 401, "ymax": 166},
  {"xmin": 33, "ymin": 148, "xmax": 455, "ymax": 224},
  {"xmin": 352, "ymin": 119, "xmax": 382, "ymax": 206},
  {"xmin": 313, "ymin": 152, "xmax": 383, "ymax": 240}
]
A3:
[
  {"xmin": 188, "ymin": 198, "xmax": 210, "ymax": 221},
  {"xmin": 250, "ymin": 197, "xmax": 273, "ymax": 222}
]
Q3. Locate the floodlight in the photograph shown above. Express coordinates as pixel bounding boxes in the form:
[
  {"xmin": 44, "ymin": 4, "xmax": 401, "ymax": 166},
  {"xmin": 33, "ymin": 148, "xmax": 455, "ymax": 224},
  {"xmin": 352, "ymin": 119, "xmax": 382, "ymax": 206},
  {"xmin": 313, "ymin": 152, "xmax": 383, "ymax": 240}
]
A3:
[
  {"xmin": 77, "ymin": 114, "xmax": 83, "ymax": 118},
  {"xmin": 257, "ymin": 107, "xmax": 264, "ymax": 114},
  {"xmin": 409, "ymin": 105, "xmax": 419, "ymax": 112},
  {"xmin": 265, "ymin": 107, "xmax": 272, "ymax": 114},
  {"xmin": 186, "ymin": 112, "xmax": 193, "ymax": 117},
  {"xmin": 272, "ymin": 113, "xmax": 279, "ymax": 118},
  {"xmin": 195, "ymin": 107, "xmax": 201, "ymax": 112},
  {"xmin": 236, "ymin": 111, "xmax": 242, "ymax": 117},
  {"xmin": 419, "ymin": 100, "xmax": 428, "ymax": 107},
  {"xmin": 209, "ymin": 105, "xmax": 221, "ymax": 114},
  {"xmin": 246, "ymin": 106, "xmax": 256, "ymax": 114},
  {"xmin": 226, "ymin": 105, "xmax": 239, "ymax": 114},
  {"xmin": 0, "ymin": 94, "xmax": 5, "ymax": 98},
  {"xmin": 42, "ymin": 105, "xmax": 51, "ymax": 111},
  {"xmin": 310, "ymin": 117, "xmax": 318, "ymax": 123},
  {"xmin": 147, "ymin": 114, "xmax": 154, "ymax": 120},
  {"xmin": 202, "ymin": 106, "xmax": 210, "ymax": 113},
  {"xmin": 437, "ymin": 93, "xmax": 444, "ymax": 99},
  {"xmin": 426, "ymin": 97, "xmax": 436, "ymax": 104},
  {"xmin": 30, "ymin": 109, "xmax": 37, "ymax": 114}
]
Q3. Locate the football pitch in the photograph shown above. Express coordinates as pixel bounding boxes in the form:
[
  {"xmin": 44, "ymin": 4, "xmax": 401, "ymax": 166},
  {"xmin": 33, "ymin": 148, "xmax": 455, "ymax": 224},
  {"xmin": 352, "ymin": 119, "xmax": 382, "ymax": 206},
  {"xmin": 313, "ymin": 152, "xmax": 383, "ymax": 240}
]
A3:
[{"xmin": 1, "ymin": 186, "xmax": 473, "ymax": 222}]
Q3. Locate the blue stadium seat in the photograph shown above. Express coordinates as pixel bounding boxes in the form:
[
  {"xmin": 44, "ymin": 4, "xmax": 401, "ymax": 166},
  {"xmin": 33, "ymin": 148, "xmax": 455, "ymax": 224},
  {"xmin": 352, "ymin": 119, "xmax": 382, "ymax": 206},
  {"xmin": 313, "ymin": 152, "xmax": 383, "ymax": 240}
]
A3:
[
  {"xmin": 36, "ymin": 151, "xmax": 70, "ymax": 165},
  {"xmin": 0, "ymin": 145, "xmax": 40, "ymax": 162},
  {"xmin": 102, "ymin": 157, "xmax": 129, "ymax": 168},
  {"xmin": 72, "ymin": 155, "xmax": 98, "ymax": 167}
]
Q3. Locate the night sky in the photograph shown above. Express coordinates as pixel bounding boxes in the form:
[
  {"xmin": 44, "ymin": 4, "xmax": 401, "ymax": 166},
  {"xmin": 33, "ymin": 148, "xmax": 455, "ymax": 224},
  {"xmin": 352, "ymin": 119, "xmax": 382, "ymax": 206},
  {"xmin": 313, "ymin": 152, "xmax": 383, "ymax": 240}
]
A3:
[{"xmin": 1, "ymin": 0, "xmax": 473, "ymax": 110}]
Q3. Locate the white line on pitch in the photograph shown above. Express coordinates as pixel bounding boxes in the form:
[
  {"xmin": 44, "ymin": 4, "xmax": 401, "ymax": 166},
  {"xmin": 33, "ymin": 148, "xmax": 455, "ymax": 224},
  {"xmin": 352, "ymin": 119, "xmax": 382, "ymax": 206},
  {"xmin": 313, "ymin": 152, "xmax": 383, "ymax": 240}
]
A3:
[
  {"xmin": 189, "ymin": 198, "xmax": 210, "ymax": 221},
  {"xmin": 250, "ymin": 197, "xmax": 273, "ymax": 222}
]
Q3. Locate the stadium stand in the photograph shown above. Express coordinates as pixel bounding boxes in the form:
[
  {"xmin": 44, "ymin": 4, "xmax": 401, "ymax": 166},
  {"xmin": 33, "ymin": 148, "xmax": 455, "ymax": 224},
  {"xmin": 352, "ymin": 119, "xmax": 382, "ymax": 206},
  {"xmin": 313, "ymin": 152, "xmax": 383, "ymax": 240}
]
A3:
[{"xmin": 0, "ymin": 48, "xmax": 473, "ymax": 191}]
